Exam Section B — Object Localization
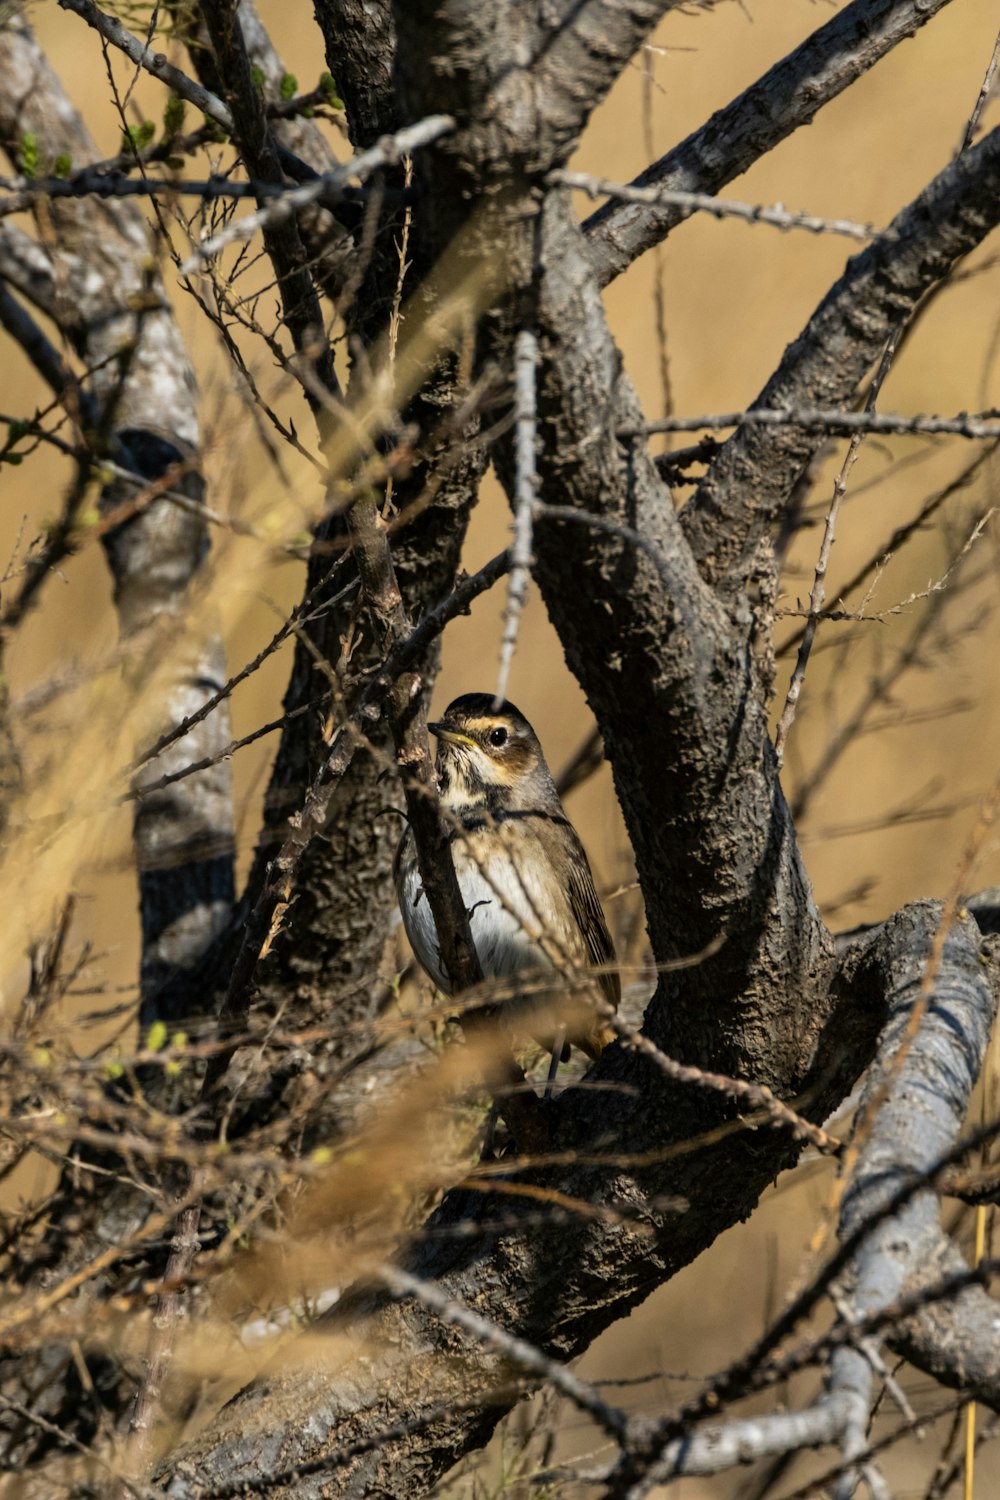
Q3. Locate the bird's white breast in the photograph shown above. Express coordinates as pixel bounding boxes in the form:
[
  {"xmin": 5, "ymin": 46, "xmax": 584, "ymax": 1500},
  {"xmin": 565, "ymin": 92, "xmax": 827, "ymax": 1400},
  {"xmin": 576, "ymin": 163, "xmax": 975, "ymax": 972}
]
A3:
[{"xmin": 398, "ymin": 828, "xmax": 565, "ymax": 999}]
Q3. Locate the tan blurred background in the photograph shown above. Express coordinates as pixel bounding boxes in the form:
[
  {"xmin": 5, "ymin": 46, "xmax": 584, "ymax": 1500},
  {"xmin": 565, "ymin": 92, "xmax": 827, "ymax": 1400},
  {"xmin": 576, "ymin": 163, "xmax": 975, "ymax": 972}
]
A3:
[{"xmin": 4, "ymin": 0, "xmax": 1000, "ymax": 1493}]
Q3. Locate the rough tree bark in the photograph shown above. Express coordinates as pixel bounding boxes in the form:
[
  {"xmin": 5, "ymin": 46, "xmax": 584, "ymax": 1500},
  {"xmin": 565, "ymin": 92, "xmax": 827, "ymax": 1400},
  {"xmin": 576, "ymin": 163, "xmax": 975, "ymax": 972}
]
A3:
[
  {"xmin": 1, "ymin": 0, "xmax": 998, "ymax": 1494},
  {"xmin": 155, "ymin": 1, "xmax": 1000, "ymax": 1493},
  {"xmin": 0, "ymin": 13, "xmax": 236, "ymax": 1461}
]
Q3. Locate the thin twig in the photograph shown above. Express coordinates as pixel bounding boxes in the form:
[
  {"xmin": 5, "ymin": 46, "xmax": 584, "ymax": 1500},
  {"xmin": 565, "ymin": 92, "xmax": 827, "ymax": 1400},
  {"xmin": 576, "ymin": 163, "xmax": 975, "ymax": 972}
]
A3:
[
  {"xmin": 0, "ymin": 1393, "xmax": 156, "ymax": 1500},
  {"xmin": 0, "ymin": 172, "xmax": 396, "ymax": 218},
  {"xmin": 608, "ymin": 1007, "xmax": 843, "ymax": 1157},
  {"xmin": 495, "ymin": 328, "xmax": 537, "ymax": 705},
  {"xmin": 120, "ymin": 1200, "xmax": 202, "ymax": 1496},
  {"xmin": 959, "ymin": 27, "xmax": 1000, "ymax": 154},
  {"xmin": 633, "ymin": 407, "xmax": 1000, "ymax": 440},
  {"xmin": 377, "ymin": 1264, "xmax": 630, "ymax": 1442},
  {"xmin": 179, "ymin": 115, "xmax": 455, "ymax": 273},
  {"xmin": 58, "ymin": 0, "xmax": 233, "ymax": 134},
  {"xmin": 779, "ymin": 443, "xmax": 997, "ymax": 657},
  {"xmin": 639, "ymin": 55, "xmax": 673, "ymax": 430},
  {"xmin": 131, "ymin": 572, "xmax": 354, "ymax": 774},
  {"xmin": 554, "ymin": 168, "xmax": 878, "ymax": 242},
  {"xmin": 774, "ymin": 334, "xmax": 899, "ymax": 767}
]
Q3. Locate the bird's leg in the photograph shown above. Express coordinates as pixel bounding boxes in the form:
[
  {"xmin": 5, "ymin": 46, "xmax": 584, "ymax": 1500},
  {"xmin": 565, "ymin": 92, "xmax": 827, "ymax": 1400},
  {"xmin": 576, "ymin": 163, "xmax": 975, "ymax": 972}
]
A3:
[{"xmin": 544, "ymin": 1025, "xmax": 567, "ymax": 1100}]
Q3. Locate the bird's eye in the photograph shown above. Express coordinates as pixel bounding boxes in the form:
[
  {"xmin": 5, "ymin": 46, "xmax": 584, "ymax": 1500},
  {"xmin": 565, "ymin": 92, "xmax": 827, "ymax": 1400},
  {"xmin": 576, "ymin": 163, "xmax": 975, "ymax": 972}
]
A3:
[{"xmin": 488, "ymin": 726, "xmax": 508, "ymax": 747}]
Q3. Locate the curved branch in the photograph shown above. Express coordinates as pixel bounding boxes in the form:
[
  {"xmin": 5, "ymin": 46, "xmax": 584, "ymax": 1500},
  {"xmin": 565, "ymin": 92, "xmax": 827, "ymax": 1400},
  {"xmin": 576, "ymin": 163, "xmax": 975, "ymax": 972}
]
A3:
[
  {"xmin": 682, "ymin": 121, "xmax": 1000, "ymax": 590},
  {"xmin": 606, "ymin": 902, "xmax": 998, "ymax": 1497},
  {"xmin": 585, "ymin": 0, "xmax": 956, "ymax": 287},
  {"xmin": 859, "ymin": 912, "xmax": 1000, "ymax": 1406}
]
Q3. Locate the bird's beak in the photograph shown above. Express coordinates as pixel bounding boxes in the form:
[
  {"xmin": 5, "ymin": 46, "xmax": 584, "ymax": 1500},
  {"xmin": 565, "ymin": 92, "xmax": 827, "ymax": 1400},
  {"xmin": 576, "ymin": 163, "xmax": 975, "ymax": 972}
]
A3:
[{"xmin": 428, "ymin": 723, "xmax": 476, "ymax": 748}]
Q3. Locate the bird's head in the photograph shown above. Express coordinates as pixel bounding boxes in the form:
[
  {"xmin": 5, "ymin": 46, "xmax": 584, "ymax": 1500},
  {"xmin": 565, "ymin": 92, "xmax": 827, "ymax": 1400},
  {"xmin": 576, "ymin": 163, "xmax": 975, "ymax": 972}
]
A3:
[{"xmin": 428, "ymin": 694, "xmax": 557, "ymax": 811}]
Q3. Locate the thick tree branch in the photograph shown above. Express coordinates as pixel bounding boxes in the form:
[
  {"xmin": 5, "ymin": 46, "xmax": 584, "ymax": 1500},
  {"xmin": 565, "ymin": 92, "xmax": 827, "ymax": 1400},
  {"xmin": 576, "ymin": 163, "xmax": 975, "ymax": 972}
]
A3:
[
  {"xmin": 614, "ymin": 903, "xmax": 999, "ymax": 1496},
  {"xmin": 220, "ymin": 0, "xmax": 490, "ymax": 1095},
  {"xmin": 532, "ymin": 0, "xmax": 694, "ymax": 163},
  {"xmin": 682, "ymin": 121, "xmax": 1000, "ymax": 590},
  {"xmin": 585, "ymin": 0, "xmax": 957, "ymax": 287},
  {"xmin": 157, "ymin": 8, "xmax": 935, "ymax": 1490},
  {"xmin": 313, "ymin": 0, "xmax": 396, "ymax": 147}
]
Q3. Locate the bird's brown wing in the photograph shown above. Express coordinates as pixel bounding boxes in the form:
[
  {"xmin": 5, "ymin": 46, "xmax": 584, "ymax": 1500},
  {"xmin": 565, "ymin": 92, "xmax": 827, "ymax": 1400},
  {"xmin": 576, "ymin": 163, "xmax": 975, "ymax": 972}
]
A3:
[{"xmin": 563, "ymin": 827, "xmax": 620, "ymax": 1014}]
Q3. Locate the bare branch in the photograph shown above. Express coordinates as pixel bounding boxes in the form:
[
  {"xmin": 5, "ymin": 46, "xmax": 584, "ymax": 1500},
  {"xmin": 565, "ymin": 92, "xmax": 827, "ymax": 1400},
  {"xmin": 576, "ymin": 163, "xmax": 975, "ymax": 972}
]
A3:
[
  {"xmin": 682, "ymin": 122, "xmax": 1000, "ymax": 588},
  {"xmin": 558, "ymin": 169, "xmax": 877, "ymax": 243},
  {"xmin": 774, "ymin": 333, "xmax": 900, "ymax": 767},
  {"xmin": 585, "ymin": 0, "xmax": 957, "ymax": 286},
  {"xmin": 639, "ymin": 406, "xmax": 1000, "ymax": 441},
  {"xmin": 178, "ymin": 114, "xmax": 454, "ymax": 273},
  {"xmin": 58, "ymin": 0, "xmax": 233, "ymax": 134},
  {"xmin": 494, "ymin": 328, "xmax": 537, "ymax": 705},
  {"xmin": 960, "ymin": 25, "xmax": 1000, "ymax": 153}
]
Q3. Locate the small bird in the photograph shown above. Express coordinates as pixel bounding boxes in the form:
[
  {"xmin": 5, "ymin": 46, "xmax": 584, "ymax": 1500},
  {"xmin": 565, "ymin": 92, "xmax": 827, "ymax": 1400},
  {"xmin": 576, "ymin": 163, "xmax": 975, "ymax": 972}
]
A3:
[{"xmin": 394, "ymin": 693, "xmax": 619, "ymax": 1075}]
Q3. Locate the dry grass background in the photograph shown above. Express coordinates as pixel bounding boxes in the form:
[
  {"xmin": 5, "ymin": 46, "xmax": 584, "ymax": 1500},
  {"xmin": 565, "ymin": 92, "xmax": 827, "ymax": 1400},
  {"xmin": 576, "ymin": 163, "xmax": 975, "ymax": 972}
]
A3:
[{"xmin": 3, "ymin": 1, "xmax": 1000, "ymax": 1494}]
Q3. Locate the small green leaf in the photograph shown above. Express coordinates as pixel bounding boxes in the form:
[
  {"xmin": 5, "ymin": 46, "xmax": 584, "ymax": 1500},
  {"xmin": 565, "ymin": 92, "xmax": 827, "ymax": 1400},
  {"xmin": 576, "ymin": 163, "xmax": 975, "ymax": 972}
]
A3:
[
  {"xmin": 171, "ymin": 1030, "xmax": 188, "ymax": 1050},
  {"xmin": 18, "ymin": 131, "xmax": 38, "ymax": 180},
  {"xmin": 163, "ymin": 94, "xmax": 186, "ymax": 136},
  {"xmin": 311, "ymin": 1146, "xmax": 333, "ymax": 1166},
  {"xmin": 106, "ymin": 1060, "xmax": 124, "ymax": 1080},
  {"xmin": 53, "ymin": 153, "xmax": 72, "ymax": 179},
  {"xmin": 250, "ymin": 64, "xmax": 266, "ymax": 93},
  {"xmin": 318, "ymin": 72, "xmax": 343, "ymax": 108},
  {"xmin": 123, "ymin": 120, "xmax": 156, "ymax": 152},
  {"xmin": 32, "ymin": 1046, "xmax": 53, "ymax": 1069},
  {"xmin": 279, "ymin": 72, "xmax": 297, "ymax": 101},
  {"xmin": 146, "ymin": 1019, "xmax": 168, "ymax": 1052}
]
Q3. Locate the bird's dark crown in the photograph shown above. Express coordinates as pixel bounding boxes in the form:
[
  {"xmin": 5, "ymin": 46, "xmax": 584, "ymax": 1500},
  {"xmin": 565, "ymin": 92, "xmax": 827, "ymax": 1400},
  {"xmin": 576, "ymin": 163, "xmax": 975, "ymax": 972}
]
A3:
[{"xmin": 437, "ymin": 694, "xmax": 535, "ymax": 736}]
